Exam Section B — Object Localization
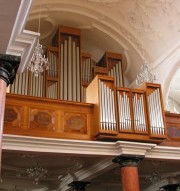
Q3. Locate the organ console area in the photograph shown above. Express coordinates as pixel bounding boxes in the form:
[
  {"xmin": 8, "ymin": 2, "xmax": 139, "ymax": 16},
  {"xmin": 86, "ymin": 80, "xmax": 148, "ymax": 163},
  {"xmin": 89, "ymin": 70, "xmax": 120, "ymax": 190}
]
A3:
[{"xmin": 5, "ymin": 25, "xmax": 168, "ymax": 143}]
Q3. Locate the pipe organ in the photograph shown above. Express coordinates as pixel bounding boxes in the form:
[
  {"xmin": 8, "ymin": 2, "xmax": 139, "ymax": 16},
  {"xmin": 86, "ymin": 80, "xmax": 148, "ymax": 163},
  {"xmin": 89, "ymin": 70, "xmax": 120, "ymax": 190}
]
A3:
[
  {"xmin": 86, "ymin": 75, "xmax": 166, "ymax": 141},
  {"xmin": 8, "ymin": 25, "xmax": 167, "ymax": 142}
]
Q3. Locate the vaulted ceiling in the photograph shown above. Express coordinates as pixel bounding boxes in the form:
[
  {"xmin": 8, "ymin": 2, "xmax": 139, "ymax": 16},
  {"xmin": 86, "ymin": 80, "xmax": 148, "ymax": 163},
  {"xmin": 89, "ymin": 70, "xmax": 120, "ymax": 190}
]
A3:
[{"xmin": 25, "ymin": 0, "xmax": 180, "ymax": 107}]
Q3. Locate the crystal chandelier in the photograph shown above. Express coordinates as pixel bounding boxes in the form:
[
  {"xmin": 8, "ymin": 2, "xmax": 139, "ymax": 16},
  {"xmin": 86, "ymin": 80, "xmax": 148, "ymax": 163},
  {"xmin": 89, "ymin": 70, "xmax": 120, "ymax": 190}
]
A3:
[
  {"xmin": 28, "ymin": 40, "xmax": 49, "ymax": 77},
  {"xmin": 27, "ymin": 4, "xmax": 49, "ymax": 77},
  {"xmin": 136, "ymin": 63, "xmax": 156, "ymax": 86},
  {"xmin": 26, "ymin": 163, "xmax": 48, "ymax": 184}
]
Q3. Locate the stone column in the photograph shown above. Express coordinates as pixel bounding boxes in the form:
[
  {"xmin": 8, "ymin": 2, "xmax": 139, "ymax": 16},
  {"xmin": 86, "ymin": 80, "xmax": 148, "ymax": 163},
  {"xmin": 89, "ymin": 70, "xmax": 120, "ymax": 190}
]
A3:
[
  {"xmin": 112, "ymin": 155, "xmax": 144, "ymax": 191},
  {"xmin": 161, "ymin": 184, "xmax": 180, "ymax": 191},
  {"xmin": 68, "ymin": 181, "xmax": 90, "ymax": 191},
  {"xmin": 0, "ymin": 54, "xmax": 20, "ymax": 173}
]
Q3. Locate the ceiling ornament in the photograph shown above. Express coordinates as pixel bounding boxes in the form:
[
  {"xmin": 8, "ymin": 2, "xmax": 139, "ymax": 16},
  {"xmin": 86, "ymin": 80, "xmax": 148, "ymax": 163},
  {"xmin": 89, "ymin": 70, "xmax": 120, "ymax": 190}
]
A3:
[
  {"xmin": 127, "ymin": 0, "xmax": 179, "ymax": 46},
  {"xmin": 26, "ymin": 162, "xmax": 48, "ymax": 184},
  {"xmin": 128, "ymin": 0, "xmax": 162, "ymax": 41},
  {"xmin": 27, "ymin": 5, "xmax": 49, "ymax": 77},
  {"xmin": 119, "ymin": 26, "xmax": 151, "ymax": 63}
]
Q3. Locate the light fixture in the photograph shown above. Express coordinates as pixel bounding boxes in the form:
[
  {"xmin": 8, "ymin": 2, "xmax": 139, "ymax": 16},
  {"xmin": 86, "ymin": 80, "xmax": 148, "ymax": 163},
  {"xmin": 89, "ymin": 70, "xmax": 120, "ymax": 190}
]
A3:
[
  {"xmin": 27, "ymin": 4, "xmax": 49, "ymax": 77},
  {"xmin": 136, "ymin": 63, "xmax": 156, "ymax": 86},
  {"xmin": 26, "ymin": 162, "xmax": 48, "ymax": 184},
  {"xmin": 146, "ymin": 172, "xmax": 162, "ymax": 184}
]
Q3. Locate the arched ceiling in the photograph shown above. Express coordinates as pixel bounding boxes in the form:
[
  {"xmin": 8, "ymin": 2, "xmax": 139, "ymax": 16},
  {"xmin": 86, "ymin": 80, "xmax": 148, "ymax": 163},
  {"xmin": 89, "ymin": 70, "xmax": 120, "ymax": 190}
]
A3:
[{"xmin": 25, "ymin": 0, "xmax": 180, "ymax": 85}]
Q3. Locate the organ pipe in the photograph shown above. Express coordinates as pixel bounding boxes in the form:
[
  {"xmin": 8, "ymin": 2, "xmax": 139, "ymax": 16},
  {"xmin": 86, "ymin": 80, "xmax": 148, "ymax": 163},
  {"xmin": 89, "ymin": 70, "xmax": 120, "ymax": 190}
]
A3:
[
  {"xmin": 60, "ymin": 37, "xmax": 81, "ymax": 102},
  {"xmin": 117, "ymin": 91, "xmax": 132, "ymax": 131},
  {"xmin": 99, "ymin": 80, "xmax": 116, "ymax": 131},
  {"xmin": 108, "ymin": 61, "xmax": 123, "ymax": 87},
  {"xmin": 132, "ymin": 93, "xmax": 147, "ymax": 132},
  {"xmin": 147, "ymin": 89, "xmax": 165, "ymax": 135}
]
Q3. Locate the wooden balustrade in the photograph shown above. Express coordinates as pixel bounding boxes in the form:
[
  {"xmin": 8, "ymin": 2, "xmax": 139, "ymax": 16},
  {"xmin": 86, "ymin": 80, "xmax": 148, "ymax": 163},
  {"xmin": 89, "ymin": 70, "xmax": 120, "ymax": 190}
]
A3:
[{"xmin": 4, "ymin": 93, "xmax": 94, "ymax": 140}]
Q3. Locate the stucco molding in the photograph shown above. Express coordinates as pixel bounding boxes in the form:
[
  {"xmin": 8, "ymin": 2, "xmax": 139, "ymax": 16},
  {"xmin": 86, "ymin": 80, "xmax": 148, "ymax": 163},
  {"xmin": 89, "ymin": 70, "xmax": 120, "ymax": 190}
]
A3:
[{"xmin": 3, "ymin": 134, "xmax": 180, "ymax": 160}]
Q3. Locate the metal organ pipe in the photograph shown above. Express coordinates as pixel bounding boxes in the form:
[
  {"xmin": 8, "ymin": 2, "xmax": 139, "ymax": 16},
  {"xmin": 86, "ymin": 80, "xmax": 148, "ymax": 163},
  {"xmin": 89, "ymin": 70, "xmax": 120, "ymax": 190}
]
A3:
[
  {"xmin": 117, "ymin": 91, "xmax": 132, "ymax": 131},
  {"xmin": 76, "ymin": 47, "xmax": 80, "ymax": 102},
  {"xmin": 99, "ymin": 80, "xmax": 116, "ymax": 131},
  {"xmin": 29, "ymin": 73, "xmax": 44, "ymax": 97},
  {"xmin": 108, "ymin": 61, "xmax": 123, "ymax": 87},
  {"xmin": 60, "ymin": 44, "xmax": 64, "ymax": 100},
  {"xmin": 60, "ymin": 37, "xmax": 81, "ymax": 102},
  {"xmin": 72, "ymin": 42, "xmax": 77, "ymax": 102},
  {"xmin": 132, "ymin": 94, "xmax": 147, "ymax": 132},
  {"xmin": 148, "ymin": 89, "xmax": 165, "ymax": 135},
  {"xmin": 63, "ymin": 40, "xmax": 68, "ymax": 100},
  {"xmin": 68, "ymin": 36, "xmax": 72, "ymax": 101},
  {"xmin": 10, "ymin": 69, "xmax": 30, "ymax": 96}
]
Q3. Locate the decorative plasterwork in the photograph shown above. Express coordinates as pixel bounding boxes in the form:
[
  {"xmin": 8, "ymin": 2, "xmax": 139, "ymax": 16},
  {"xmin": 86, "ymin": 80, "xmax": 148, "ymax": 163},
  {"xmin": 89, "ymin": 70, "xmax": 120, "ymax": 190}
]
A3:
[
  {"xmin": 87, "ymin": 0, "xmax": 121, "ymax": 7},
  {"xmin": 128, "ymin": 0, "xmax": 179, "ymax": 41},
  {"xmin": 6, "ymin": 0, "xmax": 39, "ymax": 73}
]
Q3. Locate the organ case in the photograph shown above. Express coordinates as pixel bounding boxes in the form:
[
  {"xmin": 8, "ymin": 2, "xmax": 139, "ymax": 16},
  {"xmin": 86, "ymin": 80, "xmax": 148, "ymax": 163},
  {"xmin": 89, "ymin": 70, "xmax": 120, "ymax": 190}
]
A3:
[
  {"xmin": 138, "ymin": 82, "xmax": 166, "ymax": 138},
  {"xmin": 86, "ymin": 75, "xmax": 118, "ymax": 136}
]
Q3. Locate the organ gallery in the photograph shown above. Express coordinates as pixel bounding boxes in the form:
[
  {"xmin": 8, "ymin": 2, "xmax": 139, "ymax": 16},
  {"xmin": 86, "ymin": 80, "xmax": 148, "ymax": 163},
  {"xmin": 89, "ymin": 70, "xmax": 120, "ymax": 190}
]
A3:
[{"xmin": 7, "ymin": 25, "xmax": 166, "ymax": 143}]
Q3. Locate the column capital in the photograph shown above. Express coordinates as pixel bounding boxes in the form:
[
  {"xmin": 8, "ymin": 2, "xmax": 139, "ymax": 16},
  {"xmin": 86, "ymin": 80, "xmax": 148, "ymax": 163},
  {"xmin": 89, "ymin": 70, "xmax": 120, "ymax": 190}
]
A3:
[
  {"xmin": 112, "ymin": 155, "xmax": 144, "ymax": 167},
  {"xmin": 68, "ymin": 181, "xmax": 90, "ymax": 191},
  {"xmin": 0, "ymin": 54, "xmax": 20, "ymax": 86}
]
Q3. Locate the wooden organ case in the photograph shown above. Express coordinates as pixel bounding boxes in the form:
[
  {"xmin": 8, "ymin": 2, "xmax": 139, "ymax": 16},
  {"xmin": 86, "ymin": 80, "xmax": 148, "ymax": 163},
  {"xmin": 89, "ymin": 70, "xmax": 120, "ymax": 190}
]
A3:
[{"xmin": 86, "ymin": 75, "xmax": 166, "ymax": 142}]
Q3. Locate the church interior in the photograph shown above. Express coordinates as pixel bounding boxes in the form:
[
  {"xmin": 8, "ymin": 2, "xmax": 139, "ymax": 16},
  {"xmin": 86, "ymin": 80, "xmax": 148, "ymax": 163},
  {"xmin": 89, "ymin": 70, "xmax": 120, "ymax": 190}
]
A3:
[{"xmin": 0, "ymin": 0, "xmax": 180, "ymax": 190}]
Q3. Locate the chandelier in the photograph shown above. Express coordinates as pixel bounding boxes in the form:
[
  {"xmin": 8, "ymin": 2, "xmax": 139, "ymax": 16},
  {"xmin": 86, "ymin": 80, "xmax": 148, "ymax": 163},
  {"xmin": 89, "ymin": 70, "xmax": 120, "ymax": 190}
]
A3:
[
  {"xmin": 136, "ymin": 63, "xmax": 156, "ymax": 86},
  {"xmin": 27, "ymin": 4, "xmax": 49, "ymax": 77},
  {"xmin": 26, "ymin": 163, "xmax": 48, "ymax": 184},
  {"xmin": 28, "ymin": 41, "xmax": 49, "ymax": 77}
]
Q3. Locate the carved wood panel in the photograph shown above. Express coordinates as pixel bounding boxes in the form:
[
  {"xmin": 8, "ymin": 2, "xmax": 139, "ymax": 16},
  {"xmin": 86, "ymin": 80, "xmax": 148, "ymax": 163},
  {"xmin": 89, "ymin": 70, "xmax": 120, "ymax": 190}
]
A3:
[
  {"xmin": 29, "ymin": 109, "xmax": 57, "ymax": 132},
  {"xmin": 4, "ymin": 106, "xmax": 21, "ymax": 128},
  {"xmin": 64, "ymin": 113, "xmax": 87, "ymax": 134}
]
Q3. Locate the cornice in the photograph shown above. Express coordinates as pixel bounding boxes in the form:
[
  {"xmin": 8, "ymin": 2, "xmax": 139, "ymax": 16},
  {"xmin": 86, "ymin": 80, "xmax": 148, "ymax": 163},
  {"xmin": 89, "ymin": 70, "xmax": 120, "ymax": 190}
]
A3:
[
  {"xmin": 6, "ymin": 0, "xmax": 39, "ymax": 73},
  {"xmin": 3, "ymin": 134, "xmax": 180, "ymax": 160},
  {"xmin": 146, "ymin": 145, "xmax": 180, "ymax": 160}
]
